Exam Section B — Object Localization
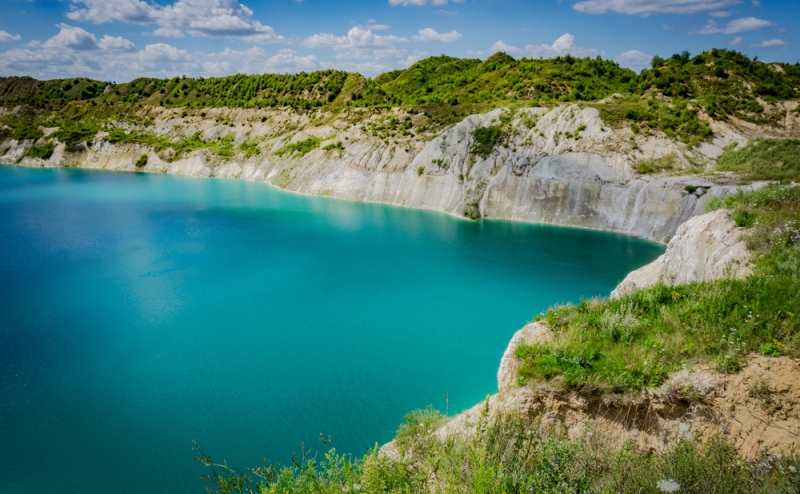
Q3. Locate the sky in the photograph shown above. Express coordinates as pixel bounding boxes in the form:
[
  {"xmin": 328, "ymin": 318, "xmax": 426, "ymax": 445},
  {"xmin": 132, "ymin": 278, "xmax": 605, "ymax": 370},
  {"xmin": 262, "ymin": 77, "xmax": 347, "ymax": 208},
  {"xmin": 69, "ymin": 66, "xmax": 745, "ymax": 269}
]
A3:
[{"xmin": 0, "ymin": 0, "xmax": 798, "ymax": 82}]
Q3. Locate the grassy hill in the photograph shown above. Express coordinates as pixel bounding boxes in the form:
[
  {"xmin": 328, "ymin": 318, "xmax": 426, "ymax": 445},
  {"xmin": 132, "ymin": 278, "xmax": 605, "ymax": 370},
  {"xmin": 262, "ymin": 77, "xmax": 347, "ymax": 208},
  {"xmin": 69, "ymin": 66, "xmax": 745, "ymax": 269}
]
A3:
[{"xmin": 1, "ymin": 49, "xmax": 799, "ymax": 161}]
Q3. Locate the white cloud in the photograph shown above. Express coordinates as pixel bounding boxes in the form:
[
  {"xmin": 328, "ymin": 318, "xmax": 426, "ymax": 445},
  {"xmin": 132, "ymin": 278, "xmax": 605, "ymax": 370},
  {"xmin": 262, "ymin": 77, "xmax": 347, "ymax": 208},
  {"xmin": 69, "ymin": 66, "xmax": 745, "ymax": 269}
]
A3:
[
  {"xmin": 616, "ymin": 49, "xmax": 652, "ymax": 71},
  {"xmin": 263, "ymin": 49, "xmax": 318, "ymax": 72},
  {"xmin": 37, "ymin": 24, "xmax": 101, "ymax": 51},
  {"xmin": 320, "ymin": 60, "xmax": 391, "ymax": 76},
  {"xmin": 729, "ymin": 36, "xmax": 744, "ymax": 45},
  {"xmin": 751, "ymin": 39, "xmax": 788, "ymax": 48},
  {"xmin": 573, "ymin": 0, "xmax": 741, "ymax": 16},
  {"xmin": 0, "ymin": 25, "xmax": 320, "ymax": 81},
  {"xmin": 67, "ymin": 0, "xmax": 283, "ymax": 43},
  {"xmin": 0, "ymin": 31, "xmax": 22, "ymax": 42},
  {"xmin": 411, "ymin": 28, "xmax": 462, "ymax": 43},
  {"xmin": 97, "ymin": 35, "xmax": 137, "ymax": 51},
  {"xmin": 467, "ymin": 40, "xmax": 522, "ymax": 58},
  {"xmin": 302, "ymin": 25, "xmax": 407, "ymax": 51},
  {"xmin": 708, "ymin": 10, "xmax": 732, "ymax": 17},
  {"xmin": 389, "ymin": 0, "xmax": 464, "ymax": 5},
  {"xmin": 692, "ymin": 16, "xmax": 774, "ymax": 34},
  {"xmin": 146, "ymin": 27, "xmax": 185, "ymax": 38},
  {"xmin": 525, "ymin": 33, "xmax": 601, "ymax": 58},
  {"xmin": 400, "ymin": 50, "xmax": 430, "ymax": 67}
]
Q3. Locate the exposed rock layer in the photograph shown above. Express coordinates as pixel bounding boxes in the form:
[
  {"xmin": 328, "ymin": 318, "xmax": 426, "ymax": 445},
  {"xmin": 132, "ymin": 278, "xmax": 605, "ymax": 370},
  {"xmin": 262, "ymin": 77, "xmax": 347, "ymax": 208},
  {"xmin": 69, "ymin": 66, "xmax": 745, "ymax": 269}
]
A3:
[
  {"xmin": 611, "ymin": 208, "xmax": 753, "ymax": 297},
  {"xmin": 1, "ymin": 105, "xmax": 747, "ymax": 243}
]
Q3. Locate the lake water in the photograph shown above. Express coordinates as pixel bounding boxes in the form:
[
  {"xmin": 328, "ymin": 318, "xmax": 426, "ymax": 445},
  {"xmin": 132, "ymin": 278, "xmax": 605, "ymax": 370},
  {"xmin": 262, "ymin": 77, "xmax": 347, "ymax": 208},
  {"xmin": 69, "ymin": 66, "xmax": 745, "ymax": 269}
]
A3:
[{"xmin": 0, "ymin": 165, "xmax": 664, "ymax": 493}]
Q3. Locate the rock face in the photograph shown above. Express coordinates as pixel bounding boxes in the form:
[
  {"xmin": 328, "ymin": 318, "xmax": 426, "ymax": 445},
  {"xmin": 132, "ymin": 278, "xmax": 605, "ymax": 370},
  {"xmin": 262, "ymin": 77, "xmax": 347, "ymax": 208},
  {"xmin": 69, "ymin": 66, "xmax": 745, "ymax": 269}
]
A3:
[
  {"xmin": 610, "ymin": 208, "xmax": 752, "ymax": 298},
  {"xmin": 497, "ymin": 322, "xmax": 552, "ymax": 392},
  {"xmin": 3, "ymin": 104, "xmax": 745, "ymax": 243}
]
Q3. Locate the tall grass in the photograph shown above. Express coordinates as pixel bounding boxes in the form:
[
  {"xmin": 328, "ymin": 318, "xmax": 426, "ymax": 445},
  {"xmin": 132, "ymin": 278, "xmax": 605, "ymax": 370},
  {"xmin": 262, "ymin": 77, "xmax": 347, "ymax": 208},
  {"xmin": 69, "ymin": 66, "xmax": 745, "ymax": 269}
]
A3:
[{"xmin": 197, "ymin": 406, "xmax": 800, "ymax": 493}]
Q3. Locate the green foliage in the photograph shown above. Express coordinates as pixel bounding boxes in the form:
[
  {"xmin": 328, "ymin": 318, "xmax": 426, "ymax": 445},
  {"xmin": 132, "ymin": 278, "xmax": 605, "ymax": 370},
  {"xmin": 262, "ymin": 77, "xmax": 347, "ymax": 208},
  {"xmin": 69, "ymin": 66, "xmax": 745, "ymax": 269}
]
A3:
[
  {"xmin": 516, "ymin": 183, "xmax": 800, "ymax": 392},
  {"xmin": 104, "ymin": 129, "xmax": 240, "ymax": 161},
  {"xmin": 417, "ymin": 165, "xmax": 425, "ymax": 176},
  {"xmin": 716, "ymin": 139, "xmax": 800, "ymax": 181},
  {"xmin": 322, "ymin": 141, "xmax": 343, "ymax": 151},
  {"xmin": 54, "ymin": 122, "xmax": 99, "ymax": 145},
  {"xmin": 471, "ymin": 125, "xmax": 503, "ymax": 158},
  {"xmin": 24, "ymin": 141, "xmax": 54, "ymax": 160},
  {"xmin": 135, "ymin": 154, "xmax": 148, "ymax": 168},
  {"xmin": 394, "ymin": 405, "xmax": 446, "ymax": 453},
  {"xmin": 274, "ymin": 137, "xmax": 321, "ymax": 158},
  {"xmin": 635, "ymin": 154, "xmax": 675, "ymax": 174},
  {"xmin": 596, "ymin": 97, "xmax": 713, "ymax": 146},
  {"xmin": 197, "ymin": 411, "xmax": 800, "ymax": 493}
]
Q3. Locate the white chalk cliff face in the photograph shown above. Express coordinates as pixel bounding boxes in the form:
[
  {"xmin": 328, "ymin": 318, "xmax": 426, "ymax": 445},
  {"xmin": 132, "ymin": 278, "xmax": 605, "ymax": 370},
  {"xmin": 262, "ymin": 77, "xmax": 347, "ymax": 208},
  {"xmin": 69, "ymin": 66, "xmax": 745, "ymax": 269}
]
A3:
[
  {"xmin": 610, "ymin": 208, "xmax": 753, "ymax": 298},
  {"xmin": 2, "ymin": 104, "xmax": 746, "ymax": 243}
]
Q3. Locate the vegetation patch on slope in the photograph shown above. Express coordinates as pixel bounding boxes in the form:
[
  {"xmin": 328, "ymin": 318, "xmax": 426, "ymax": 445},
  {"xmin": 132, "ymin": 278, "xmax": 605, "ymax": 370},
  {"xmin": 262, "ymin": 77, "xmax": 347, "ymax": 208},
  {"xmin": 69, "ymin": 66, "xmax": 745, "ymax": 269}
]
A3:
[
  {"xmin": 197, "ymin": 406, "xmax": 800, "ymax": 493},
  {"xmin": 516, "ymin": 183, "xmax": 800, "ymax": 392},
  {"xmin": 716, "ymin": 139, "xmax": 800, "ymax": 181}
]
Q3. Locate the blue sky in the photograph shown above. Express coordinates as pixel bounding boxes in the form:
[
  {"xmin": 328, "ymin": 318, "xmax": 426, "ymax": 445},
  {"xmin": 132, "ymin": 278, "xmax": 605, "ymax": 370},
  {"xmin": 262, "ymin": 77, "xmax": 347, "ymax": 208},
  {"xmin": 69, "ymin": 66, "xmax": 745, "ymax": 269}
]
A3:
[{"xmin": 0, "ymin": 0, "xmax": 797, "ymax": 82}]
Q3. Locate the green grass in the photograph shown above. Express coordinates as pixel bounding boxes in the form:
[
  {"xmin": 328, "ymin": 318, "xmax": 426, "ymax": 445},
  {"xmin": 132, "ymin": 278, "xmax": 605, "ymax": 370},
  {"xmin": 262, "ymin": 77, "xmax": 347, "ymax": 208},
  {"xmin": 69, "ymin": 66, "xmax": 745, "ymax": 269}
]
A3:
[
  {"xmin": 104, "ymin": 129, "xmax": 245, "ymax": 161},
  {"xmin": 716, "ymin": 139, "xmax": 800, "ymax": 181},
  {"xmin": 274, "ymin": 137, "xmax": 321, "ymax": 158},
  {"xmin": 635, "ymin": 155, "xmax": 675, "ymax": 175},
  {"xmin": 515, "ymin": 183, "xmax": 800, "ymax": 393},
  {"xmin": 196, "ymin": 406, "xmax": 800, "ymax": 493}
]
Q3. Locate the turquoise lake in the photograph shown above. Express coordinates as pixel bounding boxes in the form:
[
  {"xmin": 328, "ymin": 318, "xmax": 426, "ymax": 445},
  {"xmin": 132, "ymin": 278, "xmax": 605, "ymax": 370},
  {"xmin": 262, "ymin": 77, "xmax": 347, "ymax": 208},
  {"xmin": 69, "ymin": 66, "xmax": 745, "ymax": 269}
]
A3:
[{"xmin": 0, "ymin": 165, "xmax": 665, "ymax": 493}]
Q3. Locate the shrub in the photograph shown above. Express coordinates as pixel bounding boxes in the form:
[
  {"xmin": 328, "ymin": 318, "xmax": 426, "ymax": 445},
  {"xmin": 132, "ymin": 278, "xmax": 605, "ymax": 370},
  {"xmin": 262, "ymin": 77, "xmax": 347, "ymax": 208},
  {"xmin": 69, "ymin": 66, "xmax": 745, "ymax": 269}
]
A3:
[
  {"xmin": 135, "ymin": 154, "xmax": 148, "ymax": 168},
  {"xmin": 25, "ymin": 141, "xmax": 55, "ymax": 160},
  {"xmin": 274, "ymin": 137, "xmax": 321, "ymax": 158},
  {"xmin": 636, "ymin": 155, "xmax": 675, "ymax": 174},
  {"xmin": 470, "ymin": 125, "xmax": 502, "ymax": 158}
]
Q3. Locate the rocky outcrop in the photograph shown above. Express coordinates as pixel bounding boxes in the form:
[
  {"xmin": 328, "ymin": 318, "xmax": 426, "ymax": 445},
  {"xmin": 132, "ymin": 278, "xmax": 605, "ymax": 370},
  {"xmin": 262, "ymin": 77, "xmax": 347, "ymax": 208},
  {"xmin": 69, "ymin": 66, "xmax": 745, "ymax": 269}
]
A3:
[
  {"xmin": 610, "ymin": 208, "xmax": 752, "ymax": 298},
  {"xmin": 407, "ymin": 321, "xmax": 800, "ymax": 459},
  {"xmin": 4, "ymin": 104, "xmax": 746, "ymax": 243}
]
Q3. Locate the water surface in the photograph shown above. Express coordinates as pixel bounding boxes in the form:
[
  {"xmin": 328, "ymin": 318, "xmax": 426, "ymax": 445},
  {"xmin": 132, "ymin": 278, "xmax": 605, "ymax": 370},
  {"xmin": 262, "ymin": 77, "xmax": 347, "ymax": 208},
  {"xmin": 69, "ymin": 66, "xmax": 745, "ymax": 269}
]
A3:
[{"xmin": 0, "ymin": 165, "xmax": 664, "ymax": 493}]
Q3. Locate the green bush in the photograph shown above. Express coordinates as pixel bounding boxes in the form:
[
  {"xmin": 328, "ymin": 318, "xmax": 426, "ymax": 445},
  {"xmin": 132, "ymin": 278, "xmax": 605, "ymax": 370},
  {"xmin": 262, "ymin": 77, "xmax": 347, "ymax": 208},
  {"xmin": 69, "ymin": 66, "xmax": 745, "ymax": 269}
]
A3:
[
  {"xmin": 25, "ymin": 141, "xmax": 54, "ymax": 160},
  {"xmin": 135, "ymin": 154, "xmax": 148, "ymax": 168},
  {"xmin": 470, "ymin": 125, "xmax": 502, "ymax": 158},
  {"xmin": 274, "ymin": 138, "xmax": 321, "ymax": 158}
]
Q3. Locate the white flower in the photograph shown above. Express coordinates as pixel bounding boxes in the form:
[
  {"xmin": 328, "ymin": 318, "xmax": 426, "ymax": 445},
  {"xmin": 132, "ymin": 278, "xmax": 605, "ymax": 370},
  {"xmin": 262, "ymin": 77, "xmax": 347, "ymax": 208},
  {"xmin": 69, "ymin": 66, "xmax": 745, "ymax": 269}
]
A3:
[{"xmin": 657, "ymin": 479, "xmax": 680, "ymax": 492}]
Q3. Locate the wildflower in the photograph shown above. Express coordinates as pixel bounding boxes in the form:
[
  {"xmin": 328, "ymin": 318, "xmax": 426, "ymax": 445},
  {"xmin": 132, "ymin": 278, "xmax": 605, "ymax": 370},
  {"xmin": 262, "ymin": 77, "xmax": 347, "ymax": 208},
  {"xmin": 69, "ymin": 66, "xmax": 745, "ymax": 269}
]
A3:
[{"xmin": 657, "ymin": 479, "xmax": 680, "ymax": 492}]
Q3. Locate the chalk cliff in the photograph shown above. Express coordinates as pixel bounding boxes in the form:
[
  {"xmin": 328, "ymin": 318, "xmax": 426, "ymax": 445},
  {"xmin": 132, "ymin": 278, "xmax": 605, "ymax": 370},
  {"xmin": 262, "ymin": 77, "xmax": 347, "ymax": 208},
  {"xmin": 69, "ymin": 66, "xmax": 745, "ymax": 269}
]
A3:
[{"xmin": 1, "ymin": 104, "xmax": 747, "ymax": 243}]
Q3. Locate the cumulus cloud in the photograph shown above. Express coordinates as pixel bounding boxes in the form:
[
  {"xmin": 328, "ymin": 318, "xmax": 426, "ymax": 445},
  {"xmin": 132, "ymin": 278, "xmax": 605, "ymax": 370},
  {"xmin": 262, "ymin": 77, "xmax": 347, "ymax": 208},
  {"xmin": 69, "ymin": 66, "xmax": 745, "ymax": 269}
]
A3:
[
  {"xmin": 302, "ymin": 25, "xmax": 407, "ymax": 51},
  {"xmin": 67, "ymin": 0, "xmax": 283, "ymax": 43},
  {"xmin": 146, "ymin": 27, "xmax": 185, "ymax": 38},
  {"xmin": 525, "ymin": 34, "xmax": 601, "ymax": 58},
  {"xmin": 751, "ymin": 39, "xmax": 788, "ymax": 48},
  {"xmin": 616, "ymin": 49, "xmax": 652, "ymax": 71},
  {"xmin": 0, "ymin": 31, "xmax": 22, "ymax": 42},
  {"xmin": 263, "ymin": 49, "xmax": 318, "ymax": 72},
  {"xmin": 389, "ymin": 0, "xmax": 464, "ymax": 5},
  {"xmin": 467, "ymin": 34, "xmax": 600, "ymax": 60},
  {"xmin": 573, "ymin": 0, "xmax": 741, "ymax": 16},
  {"xmin": 411, "ymin": 28, "xmax": 462, "ymax": 42},
  {"xmin": 0, "ymin": 25, "xmax": 321, "ymax": 80},
  {"xmin": 400, "ymin": 50, "xmax": 430, "ymax": 67},
  {"xmin": 320, "ymin": 60, "xmax": 391, "ymax": 76},
  {"xmin": 692, "ymin": 16, "xmax": 774, "ymax": 34}
]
